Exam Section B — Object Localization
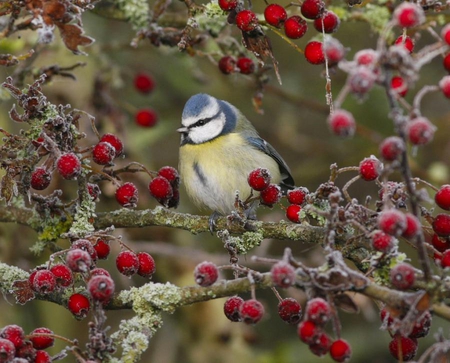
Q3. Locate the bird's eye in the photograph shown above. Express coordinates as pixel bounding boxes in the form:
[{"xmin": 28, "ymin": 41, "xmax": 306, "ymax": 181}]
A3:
[{"xmin": 193, "ymin": 118, "xmax": 210, "ymax": 128}]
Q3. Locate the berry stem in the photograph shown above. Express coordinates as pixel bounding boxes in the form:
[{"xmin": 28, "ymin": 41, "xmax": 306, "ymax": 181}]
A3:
[
  {"xmin": 271, "ymin": 286, "xmax": 283, "ymax": 302},
  {"xmin": 342, "ymin": 175, "xmax": 361, "ymax": 202},
  {"xmin": 411, "ymin": 177, "xmax": 439, "ymax": 192},
  {"xmin": 267, "ymin": 27, "xmax": 304, "ymax": 54},
  {"xmin": 412, "ymin": 85, "xmax": 440, "ymax": 114}
]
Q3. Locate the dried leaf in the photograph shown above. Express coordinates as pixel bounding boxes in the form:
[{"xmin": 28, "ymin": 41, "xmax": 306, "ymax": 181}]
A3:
[
  {"xmin": 11, "ymin": 280, "xmax": 35, "ymax": 305},
  {"xmin": 0, "ymin": 173, "xmax": 18, "ymax": 204},
  {"xmin": 9, "ymin": 105, "xmax": 23, "ymax": 122},
  {"xmin": 56, "ymin": 22, "xmax": 94, "ymax": 55}
]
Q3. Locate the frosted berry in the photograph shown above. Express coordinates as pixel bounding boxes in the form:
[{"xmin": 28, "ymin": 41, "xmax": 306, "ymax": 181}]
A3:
[
  {"xmin": 354, "ymin": 49, "xmax": 378, "ymax": 66},
  {"xmin": 90, "ymin": 267, "xmax": 111, "ymax": 278},
  {"xmin": 68, "ymin": 293, "xmax": 91, "ymax": 319},
  {"xmin": 15, "ymin": 340, "xmax": 35, "ymax": 360},
  {"xmin": 390, "ymin": 263, "xmax": 415, "ymax": 290},
  {"xmin": 380, "ymin": 306, "xmax": 394, "ymax": 327},
  {"xmin": 287, "ymin": 187, "xmax": 308, "ymax": 205},
  {"xmin": 314, "ymin": 11, "xmax": 340, "ymax": 33},
  {"xmin": 286, "ymin": 204, "xmax": 302, "ymax": 223},
  {"xmin": 278, "ymin": 298, "xmax": 302, "ymax": 324},
  {"xmin": 359, "ymin": 156, "xmax": 382, "ymax": 181},
  {"xmin": 218, "ymin": 56, "xmax": 236, "ymax": 74},
  {"xmin": 306, "ymin": 298, "xmax": 331, "ymax": 325},
  {"xmin": 439, "ymin": 76, "xmax": 450, "ymax": 98},
  {"xmin": 149, "ymin": 176, "xmax": 173, "ymax": 206},
  {"xmin": 402, "ymin": 213, "xmax": 421, "ymax": 239},
  {"xmin": 435, "ymin": 185, "xmax": 450, "ymax": 211},
  {"xmin": 327, "ymin": 109, "xmax": 356, "ymax": 138},
  {"xmin": 431, "ymin": 234, "xmax": 450, "ymax": 252},
  {"xmin": 87, "ymin": 275, "xmax": 115, "ymax": 302},
  {"xmin": 440, "ymin": 249, "xmax": 450, "ymax": 268},
  {"xmin": 309, "ymin": 332, "xmax": 331, "ymax": 357},
  {"xmin": 224, "ymin": 296, "xmax": 244, "ymax": 322},
  {"xmin": 304, "ymin": 41, "xmax": 325, "ymax": 64},
  {"xmin": 218, "ymin": 0, "xmax": 237, "ymax": 11},
  {"xmin": 393, "ymin": 2, "xmax": 425, "ymax": 28},
  {"xmin": 407, "ymin": 117, "xmax": 436, "ymax": 145},
  {"xmin": 31, "ymin": 167, "xmax": 51, "ymax": 190},
  {"xmin": 135, "ymin": 108, "xmax": 158, "ymax": 127},
  {"xmin": 92, "ymin": 141, "xmax": 116, "ymax": 165},
  {"xmin": 433, "ymin": 213, "xmax": 450, "ymax": 237},
  {"xmin": 30, "ymin": 327, "xmax": 53, "ymax": 350},
  {"xmin": 371, "ymin": 230, "xmax": 396, "ymax": 253},
  {"xmin": 94, "ymin": 239, "xmax": 110, "ymax": 260},
  {"xmin": 264, "ymin": 4, "xmax": 287, "ymax": 28},
  {"xmin": 100, "ymin": 133, "xmax": 124, "ymax": 157},
  {"xmin": 330, "ymin": 339, "xmax": 352, "ymax": 362},
  {"xmin": 31, "ymin": 269, "xmax": 56, "ymax": 294},
  {"xmin": 442, "ymin": 23, "xmax": 450, "ymax": 44},
  {"xmin": 0, "ymin": 338, "xmax": 15, "ymax": 362},
  {"xmin": 50, "ymin": 263, "xmax": 73, "ymax": 287},
  {"xmin": 56, "ymin": 152, "xmax": 81, "ymax": 180},
  {"xmin": 283, "ymin": 16, "xmax": 308, "ymax": 39},
  {"xmin": 378, "ymin": 209, "xmax": 407, "ymax": 236},
  {"xmin": 87, "ymin": 183, "xmax": 101, "ymax": 201},
  {"xmin": 297, "ymin": 320, "xmax": 320, "ymax": 344},
  {"xmin": 236, "ymin": 10, "xmax": 258, "ymax": 32},
  {"xmin": 134, "ymin": 72, "xmax": 155, "ymax": 94},
  {"xmin": 71, "ymin": 239, "xmax": 98, "ymax": 261},
  {"xmin": 348, "ymin": 67, "xmax": 376, "ymax": 95},
  {"xmin": 0, "ymin": 325, "xmax": 24, "ymax": 349},
  {"xmin": 158, "ymin": 166, "xmax": 180, "ymax": 188},
  {"xmin": 260, "ymin": 184, "xmax": 282, "ymax": 206},
  {"xmin": 394, "ymin": 35, "xmax": 414, "ymax": 53},
  {"xmin": 194, "ymin": 261, "xmax": 219, "ymax": 286},
  {"xmin": 389, "ymin": 335, "xmax": 417, "ymax": 361},
  {"xmin": 66, "ymin": 248, "xmax": 92, "ymax": 273},
  {"xmin": 444, "ymin": 53, "xmax": 450, "ymax": 72},
  {"xmin": 115, "ymin": 182, "xmax": 138, "ymax": 208},
  {"xmin": 324, "ymin": 38, "xmax": 345, "ymax": 65},
  {"xmin": 271, "ymin": 261, "xmax": 296, "ymax": 288},
  {"xmin": 301, "ymin": 0, "xmax": 325, "ymax": 19},
  {"xmin": 391, "ymin": 76, "xmax": 408, "ymax": 97},
  {"xmin": 248, "ymin": 168, "xmax": 271, "ymax": 191},
  {"xmin": 137, "ymin": 252, "xmax": 156, "ymax": 278},
  {"xmin": 116, "ymin": 250, "xmax": 139, "ymax": 276},
  {"xmin": 410, "ymin": 311, "xmax": 432, "ymax": 338},
  {"xmin": 379, "ymin": 136, "xmax": 405, "ymax": 161},
  {"xmin": 236, "ymin": 57, "xmax": 255, "ymax": 74},
  {"xmin": 35, "ymin": 350, "xmax": 52, "ymax": 363},
  {"xmin": 239, "ymin": 299, "xmax": 265, "ymax": 324}
]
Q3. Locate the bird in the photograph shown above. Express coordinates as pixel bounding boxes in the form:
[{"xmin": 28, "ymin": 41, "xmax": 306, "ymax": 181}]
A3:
[{"xmin": 177, "ymin": 93, "xmax": 295, "ymax": 228}]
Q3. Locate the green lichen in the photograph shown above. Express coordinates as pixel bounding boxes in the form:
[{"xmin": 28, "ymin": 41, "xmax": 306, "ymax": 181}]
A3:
[
  {"xmin": 195, "ymin": 2, "xmax": 228, "ymax": 37},
  {"xmin": 372, "ymin": 252, "xmax": 407, "ymax": 285},
  {"xmin": 361, "ymin": 4, "xmax": 391, "ymax": 34},
  {"xmin": 116, "ymin": 0, "xmax": 149, "ymax": 30},
  {"xmin": 33, "ymin": 216, "xmax": 72, "ymax": 254},
  {"xmin": 0, "ymin": 262, "xmax": 29, "ymax": 292},
  {"xmin": 228, "ymin": 230, "xmax": 264, "ymax": 255},
  {"xmin": 68, "ymin": 197, "xmax": 96, "ymax": 236}
]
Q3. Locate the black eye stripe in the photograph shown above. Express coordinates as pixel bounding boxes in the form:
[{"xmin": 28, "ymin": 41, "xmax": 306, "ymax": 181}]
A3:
[{"xmin": 188, "ymin": 109, "xmax": 222, "ymax": 129}]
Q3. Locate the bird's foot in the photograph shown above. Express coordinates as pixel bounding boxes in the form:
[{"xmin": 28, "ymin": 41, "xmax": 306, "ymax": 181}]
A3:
[{"xmin": 208, "ymin": 211, "xmax": 222, "ymax": 234}]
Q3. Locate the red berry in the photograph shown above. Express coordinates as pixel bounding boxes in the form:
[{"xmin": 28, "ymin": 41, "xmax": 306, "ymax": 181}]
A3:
[
  {"xmin": 248, "ymin": 168, "xmax": 271, "ymax": 191},
  {"xmin": 66, "ymin": 248, "xmax": 92, "ymax": 273},
  {"xmin": 87, "ymin": 275, "xmax": 115, "ymax": 302},
  {"xmin": 436, "ymin": 185, "xmax": 450, "ymax": 210},
  {"xmin": 301, "ymin": 0, "xmax": 325, "ymax": 19},
  {"xmin": 137, "ymin": 252, "xmax": 156, "ymax": 278},
  {"xmin": 389, "ymin": 335, "xmax": 417, "ymax": 361},
  {"xmin": 218, "ymin": 0, "xmax": 237, "ymax": 11},
  {"xmin": 330, "ymin": 339, "xmax": 352, "ymax": 362},
  {"xmin": 134, "ymin": 72, "xmax": 155, "ymax": 94},
  {"xmin": 391, "ymin": 76, "xmax": 408, "ymax": 97},
  {"xmin": 440, "ymin": 249, "xmax": 450, "ymax": 268},
  {"xmin": 278, "ymin": 298, "xmax": 302, "ymax": 324},
  {"xmin": 309, "ymin": 332, "xmax": 331, "ymax": 357},
  {"xmin": 236, "ymin": 57, "xmax": 255, "ymax": 74},
  {"xmin": 71, "ymin": 239, "xmax": 98, "ymax": 261},
  {"xmin": 31, "ymin": 269, "xmax": 56, "ymax": 294},
  {"xmin": 264, "ymin": 4, "xmax": 287, "ymax": 28},
  {"xmin": 260, "ymin": 184, "xmax": 282, "ymax": 206},
  {"xmin": 371, "ymin": 230, "xmax": 396, "ymax": 253},
  {"xmin": 287, "ymin": 187, "xmax": 308, "ymax": 205},
  {"xmin": 218, "ymin": 56, "xmax": 236, "ymax": 75},
  {"xmin": 442, "ymin": 24, "xmax": 450, "ymax": 44},
  {"xmin": 271, "ymin": 261, "xmax": 296, "ymax": 288},
  {"xmin": 0, "ymin": 325, "xmax": 24, "ymax": 349},
  {"xmin": 379, "ymin": 136, "xmax": 405, "ymax": 161},
  {"xmin": 116, "ymin": 250, "xmax": 139, "ymax": 276},
  {"xmin": 115, "ymin": 182, "xmax": 138, "ymax": 208},
  {"xmin": 100, "ymin": 133, "xmax": 124, "ymax": 157},
  {"xmin": 236, "ymin": 10, "xmax": 258, "ymax": 32},
  {"xmin": 402, "ymin": 213, "xmax": 421, "ymax": 239},
  {"xmin": 444, "ymin": 53, "xmax": 450, "ymax": 72},
  {"xmin": 354, "ymin": 49, "xmax": 378, "ymax": 66},
  {"xmin": 16, "ymin": 340, "xmax": 36, "ymax": 360},
  {"xmin": 313, "ymin": 11, "xmax": 340, "ymax": 33},
  {"xmin": 378, "ymin": 209, "xmax": 407, "ymax": 236},
  {"xmin": 158, "ymin": 166, "xmax": 180, "ymax": 188},
  {"xmin": 327, "ymin": 109, "xmax": 356, "ymax": 138},
  {"xmin": 394, "ymin": 35, "xmax": 415, "ymax": 53},
  {"xmin": 297, "ymin": 320, "xmax": 320, "ymax": 344},
  {"xmin": 50, "ymin": 263, "xmax": 73, "ymax": 287},
  {"xmin": 407, "ymin": 117, "xmax": 436, "ymax": 145},
  {"xmin": 439, "ymin": 75, "xmax": 450, "ymax": 98},
  {"xmin": 87, "ymin": 183, "xmax": 101, "ymax": 201},
  {"xmin": 149, "ymin": 176, "xmax": 174, "ymax": 206},
  {"xmin": 359, "ymin": 156, "xmax": 382, "ymax": 181},
  {"xmin": 348, "ymin": 67, "xmax": 376, "ymax": 95},
  {"xmin": 283, "ymin": 15, "xmax": 308, "ymax": 39},
  {"xmin": 304, "ymin": 41, "xmax": 325, "ymax": 64},
  {"xmin": 380, "ymin": 306, "xmax": 394, "ymax": 327},
  {"xmin": 35, "ymin": 350, "xmax": 52, "ymax": 363},
  {"xmin": 286, "ymin": 204, "xmax": 302, "ymax": 223},
  {"xmin": 431, "ymin": 233, "xmax": 450, "ymax": 252},
  {"xmin": 92, "ymin": 141, "xmax": 115, "ymax": 165},
  {"xmin": 30, "ymin": 327, "xmax": 54, "ymax": 350},
  {"xmin": 0, "ymin": 338, "xmax": 15, "ymax": 362},
  {"xmin": 94, "ymin": 239, "xmax": 110, "ymax": 260},
  {"xmin": 194, "ymin": 261, "xmax": 219, "ymax": 286},
  {"xmin": 324, "ymin": 38, "xmax": 345, "ymax": 65},
  {"xmin": 239, "ymin": 299, "xmax": 265, "ymax": 324},
  {"xmin": 393, "ymin": 2, "xmax": 425, "ymax": 28},
  {"xmin": 68, "ymin": 293, "xmax": 91, "ymax": 319},
  {"xmin": 30, "ymin": 167, "xmax": 51, "ymax": 190},
  {"xmin": 306, "ymin": 298, "xmax": 331, "ymax": 325},
  {"xmin": 135, "ymin": 108, "xmax": 158, "ymax": 127},
  {"xmin": 56, "ymin": 152, "xmax": 81, "ymax": 180},
  {"xmin": 224, "ymin": 296, "xmax": 244, "ymax": 322},
  {"xmin": 90, "ymin": 267, "xmax": 111, "ymax": 278},
  {"xmin": 390, "ymin": 263, "xmax": 415, "ymax": 290},
  {"xmin": 433, "ymin": 213, "xmax": 450, "ymax": 237},
  {"xmin": 410, "ymin": 311, "xmax": 432, "ymax": 338}
]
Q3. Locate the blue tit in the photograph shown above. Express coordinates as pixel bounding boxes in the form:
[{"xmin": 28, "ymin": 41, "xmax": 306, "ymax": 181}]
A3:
[{"xmin": 178, "ymin": 93, "xmax": 295, "ymax": 222}]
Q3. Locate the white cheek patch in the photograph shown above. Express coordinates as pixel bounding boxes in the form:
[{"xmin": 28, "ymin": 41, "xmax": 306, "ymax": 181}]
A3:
[
  {"xmin": 189, "ymin": 115, "xmax": 226, "ymax": 144},
  {"xmin": 181, "ymin": 96, "xmax": 220, "ymax": 128}
]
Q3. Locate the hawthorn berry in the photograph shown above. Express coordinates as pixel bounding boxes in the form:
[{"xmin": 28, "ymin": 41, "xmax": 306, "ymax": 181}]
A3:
[
  {"xmin": 390, "ymin": 263, "xmax": 415, "ymax": 290},
  {"xmin": 90, "ymin": 267, "xmax": 111, "ymax": 278},
  {"xmin": 135, "ymin": 108, "xmax": 158, "ymax": 127},
  {"xmin": 239, "ymin": 299, "xmax": 265, "ymax": 324},
  {"xmin": 287, "ymin": 187, "xmax": 308, "ymax": 205},
  {"xmin": 0, "ymin": 325, "xmax": 24, "ymax": 349},
  {"xmin": 371, "ymin": 230, "xmax": 396, "ymax": 253},
  {"xmin": 435, "ymin": 185, "xmax": 450, "ymax": 210},
  {"xmin": 260, "ymin": 184, "xmax": 282, "ymax": 206},
  {"xmin": 56, "ymin": 152, "xmax": 81, "ymax": 180},
  {"xmin": 389, "ymin": 335, "xmax": 417, "ymax": 361},
  {"xmin": 0, "ymin": 338, "xmax": 15, "ymax": 361},
  {"xmin": 431, "ymin": 233, "xmax": 450, "ymax": 252},
  {"xmin": 68, "ymin": 293, "xmax": 91, "ymax": 319},
  {"xmin": 92, "ymin": 141, "xmax": 116, "ymax": 165},
  {"xmin": 439, "ymin": 76, "xmax": 450, "ymax": 98},
  {"xmin": 380, "ymin": 306, "xmax": 394, "ymax": 327},
  {"xmin": 224, "ymin": 296, "xmax": 244, "ymax": 322},
  {"xmin": 236, "ymin": 10, "xmax": 258, "ymax": 32},
  {"xmin": 444, "ymin": 53, "xmax": 450, "ymax": 72},
  {"xmin": 378, "ymin": 209, "xmax": 407, "ymax": 236},
  {"xmin": 354, "ymin": 49, "xmax": 378, "ymax": 66},
  {"xmin": 410, "ymin": 311, "xmax": 432, "ymax": 339},
  {"xmin": 115, "ymin": 182, "xmax": 138, "ymax": 208},
  {"xmin": 393, "ymin": 2, "xmax": 425, "ymax": 28},
  {"xmin": 442, "ymin": 23, "xmax": 450, "ymax": 44},
  {"xmin": 313, "ymin": 11, "xmax": 340, "ymax": 33},
  {"xmin": 407, "ymin": 117, "xmax": 436, "ymax": 146},
  {"xmin": 134, "ymin": 72, "xmax": 155, "ymax": 94},
  {"xmin": 94, "ymin": 239, "xmax": 110, "ymax": 260},
  {"xmin": 35, "ymin": 350, "xmax": 52, "ymax": 363},
  {"xmin": 264, "ymin": 4, "xmax": 287, "ymax": 28},
  {"xmin": 87, "ymin": 183, "xmax": 101, "ymax": 201},
  {"xmin": 218, "ymin": 0, "xmax": 238, "ymax": 11},
  {"xmin": 100, "ymin": 133, "xmax": 124, "ymax": 157},
  {"xmin": 194, "ymin": 261, "xmax": 219, "ymax": 286},
  {"xmin": 330, "ymin": 339, "xmax": 352, "ymax": 362},
  {"xmin": 283, "ymin": 16, "xmax": 308, "ymax": 39},
  {"xmin": 149, "ymin": 176, "xmax": 173, "ymax": 206},
  {"xmin": 305, "ymin": 41, "xmax": 325, "ymax": 64},
  {"xmin": 218, "ymin": 56, "xmax": 236, "ymax": 74},
  {"xmin": 324, "ymin": 38, "xmax": 345, "ymax": 65},
  {"xmin": 306, "ymin": 298, "xmax": 331, "ymax": 325},
  {"xmin": 402, "ymin": 213, "xmax": 421, "ymax": 239},
  {"xmin": 116, "ymin": 250, "xmax": 139, "ymax": 276},
  {"xmin": 248, "ymin": 168, "xmax": 271, "ymax": 191},
  {"xmin": 297, "ymin": 320, "xmax": 320, "ymax": 344},
  {"xmin": 66, "ymin": 248, "xmax": 92, "ymax": 273},
  {"xmin": 236, "ymin": 57, "xmax": 255, "ymax": 74},
  {"xmin": 71, "ymin": 239, "xmax": 98, "ymax": 261},
  {"xmin": 158, "ymin": 166, "xmax": 180, "ymax": 188},
  {"xmin": 271, "ymin": 261, "xmax": 296, "ymax": 288},
  {"xmin": 440, "ymin": 249, "xmax": 450, "ymax": 268},
  {"xmin": 30, "ymin": 167, "xmax": 51, "ymax": 190},
  {"xmin": 30, "ymin": 327, "xmax": 54, "ymax": 350},
  {"xmin": 300, "ymin": 0, "xmax": 325, "ymax": 19},
  {"xmin": 286, "ymin": 204, "xmax": 302, "ymax": 223},
  {"xmin": 15, "ymin": 340, "xmax": 35, "ymax": 361},
  {"xmin": 87, "ymin": 275, "xmax": 115, "ymax": 302},
  {"xmin": 137, "ymin": 252, "xmax": 156, "ymax": 278},
  {"xmin": 359, "ymin": 156, "xmax": 382, "ymax": 181},
  {"xmin": 379, "ymin": 136, "xmax": 405, "ymax": 161},
  {"xmin": 309, "ymin": 332, "xmax": 331, "ymax": 357},
  {"xmin": 391, "ymin": 76, "xmax": 408, "ymax": 97},
  {"xmin": 278, "ymin": 298, "xmax": 302, "ymax": 324},
  {"xmin": 394, "ymin": 35, "xmax": 414, "ymax": 54},
  {"xmin": 50, "ymin": 264, "xmax": 73, "ymax": 287},
  {"xmin": 433, "ymin": 213, "xmax": 450, "ymax": 237},
  {"xmin": 327, "ymin": 109, "xmax": 356, "ymax": 138},
  {"xmin": 31, "ymin": 269, "xmax": 56, "ymax": 294},
  {"xmin": 348, "ymin": 67, "xmax": 376, "ymax": 95}
]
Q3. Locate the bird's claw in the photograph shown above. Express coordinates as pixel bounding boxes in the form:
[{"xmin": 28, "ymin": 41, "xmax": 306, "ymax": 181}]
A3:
[{"xmin": 208, "ymin": 211, "xmax": 221, "ymax": 234}]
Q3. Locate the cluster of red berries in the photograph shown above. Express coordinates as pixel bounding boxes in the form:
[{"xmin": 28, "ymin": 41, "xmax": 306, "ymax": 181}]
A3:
[
  {"xmin": 247, "ymin": 168, "xmax": 284, "ymax": 207},
  {"xmin": 218, "ymin": 56, "xmax": 256, "ymax": 75},
  {"xmin": 91, "ymin": 133, "xmax": 124, "ymax": 166},
  {"xmin": 0, "ymin": 325, "xmax": 54, "ymax": 363},
  {"xmin": 133, "ymin": 72, "xmax": 158, "ymax": 128},
  {"xmin": 431, "ymin": 185, "xmax": 450, "ymax": 267},
  {"xmin": 285, "ymin": 187, "xmax": 308, "ymax": 223}
]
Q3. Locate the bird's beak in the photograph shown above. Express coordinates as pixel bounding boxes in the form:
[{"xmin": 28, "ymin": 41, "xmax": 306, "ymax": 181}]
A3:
[{"xmin": 177, "ymin": 127, "xmax": 188, "ymax": 134}]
